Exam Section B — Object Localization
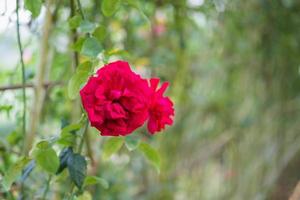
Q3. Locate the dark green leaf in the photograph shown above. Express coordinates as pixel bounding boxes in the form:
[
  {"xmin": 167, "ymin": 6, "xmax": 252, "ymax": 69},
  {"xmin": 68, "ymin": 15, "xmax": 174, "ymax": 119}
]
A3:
[
  {"xmin": 56, "ymin": 147, "xmax": 73, "ymax": 174},
  {"xmin": 24, "ymin": 0, "xmax": 42, "ymax": 18},
  {"xmin": 138, "ymin": 142, "xmax": 161, "ymax": 173},
  {"xmin": 101, "ymin": 0, "xmax": 121, "ymax": 17},
  {"xmin": 83, "ymin": 176, "xmax": 109, "ymax": 189},
  {"xmin": 33, "ymin": 141, "xmax": 59, "ymax": 174},
  {"xmin": 80, "ymin": 37, "xmax": 102, "ymax": 58},
  {"xmin": 102, "ymin": 137, "xmax": 124, "ymax": 160},
  {"xmin": 67, "ymin": 153, "xmax": 87, "ymax": 189},
  {"xmin": 125, "ymin": 136, "xmax": 140, "ymax": 151},
  {"xmin": 68, "ymin": 15, "xmax": 82, "ymax": 29},
  {"xmin": 2, "ymin": 157, "xmax": 31, "ymax": 191}
]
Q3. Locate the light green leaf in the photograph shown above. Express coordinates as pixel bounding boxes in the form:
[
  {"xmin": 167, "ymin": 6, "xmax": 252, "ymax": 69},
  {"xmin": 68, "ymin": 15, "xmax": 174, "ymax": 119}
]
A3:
[
  {"xmin": 124, "ymin": 136, "xmax": 140, "ymax": 151},
  {"xmin": 68, "ymin": 71, "xmax": 90, "ymax": 100},
  {"xmin": 67, "ymin": 61, "xmax": 94, "ymax": 100},
  {"xmin": 71, "ymin": 37, "xmax": 85, "ymax": 52},
  {"xmin": 68, "ymin": 15, "xmax": 82, "ymax": 29},
  {"xmin": 80, "ymin": 37, "xmax": 102, "ymax": 58},
  {"xmin": 76, "ymin": 191, "xmax": 92, "ymax": 200},
  {"xmin": 24, "ymin": 0, "xmax": 42, "ymax": 18},
  {"xmin": 2, "ymin": 157, "xmax": 31, "ymax": 191},
  {"xmin": 102, "ymin": 137, "xmax": 124, "ymax": 160},
  {"xmin": 67, "ymin": 153, "xmax": 87, "ymax": 189},
  {"xmin": 33, "ymin": 141, "xmax": 59, "ymax": 174},
  {"xmin": 61, "ymin": 123, "xmax": 82, "ymax": 134},
  {"xmin": 57, "ymin": 132, "xmax": 76, "ymax": 146},
  {"xmin": 76, "ymin": 61, "xmax": 93, "ymax": 73},
  {"xmin": 101, "ymin": 0, "xmax": 121, "ymax": 17},
  {"xmin": 79, "ymin": 20, "xmax": 96, "ymax": 33},
  {"xmin": 92, "ymin": 26, "xmax": 107, "ymax": 42},
  {"xmin": 83, "ymin": 176, "xmax": 109, "ymax": 189},
  {"xmin": 138, "ymin": 142, "xmax": 161, "ymax": 173}
]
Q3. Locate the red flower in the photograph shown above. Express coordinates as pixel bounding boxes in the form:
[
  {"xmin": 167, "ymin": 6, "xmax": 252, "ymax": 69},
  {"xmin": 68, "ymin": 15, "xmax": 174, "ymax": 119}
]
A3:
[
  {"xmin": 147, "ymin": 78, "xmax": 174, "ymax": 134},
  {"xmin": 80, "ymin": 61, "xmax": 151, "ymax": 136}
]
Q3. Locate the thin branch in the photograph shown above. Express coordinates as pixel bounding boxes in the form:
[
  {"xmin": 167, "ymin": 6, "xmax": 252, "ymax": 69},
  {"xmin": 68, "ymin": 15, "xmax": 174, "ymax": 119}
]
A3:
[
  {"xmin": 76, "ymin": 0, "xmax": 85, "ymax": 20},
  {"xmin": 85, "ymin": 125, "xmax": 95, "ymax": 165},
  {"xmin": 16, "ymin": 0, "xmax": 27, "ymax": 149},
  {"xmin": 78, "ymin": 120, "xmax": 89, "ymax": 154},
  {"xmin": 42, "ymin": 175, "xmax": 52, "ymax": 200},
  {"xmin": 24, "ymin": 0, "xmax": 54, "ymax": 154},
  {"xmin": 70, "ymin": 0, "xmax": 79, "ymax": 69},
  {"xmin": 0, "ymin": 81, "xmax": 64, "ymax": 91}
]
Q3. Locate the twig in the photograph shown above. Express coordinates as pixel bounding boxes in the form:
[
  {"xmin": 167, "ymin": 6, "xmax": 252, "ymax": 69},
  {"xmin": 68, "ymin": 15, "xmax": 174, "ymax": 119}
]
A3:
[
  {"xmin": 42, "ymin": 175, "xmax": 52, "ymax": 200},
  {"xmin": 25, "ymin": 0, "xmax": 54, "ymax": 154},
  {"xmin": 85, "ymin": 125, "xmax": 95, "ymax": 165},
  {"xmin": 0, "ymin": 81, "xmax": 64, "ymax": 91},
  {"xmin": 16, "ymin": 0, "xmax": 27, "ymax": 151},
  {"xmin": 78, "ymin": 120, "xmax": 89, "ymax": 154},
  {"xmin": 76, "ymin": 0, "xmax": 85, "ymax": 20},
  {"xmin": 70, "ymin": 0, "xmax": 79, "ymax": 69}
]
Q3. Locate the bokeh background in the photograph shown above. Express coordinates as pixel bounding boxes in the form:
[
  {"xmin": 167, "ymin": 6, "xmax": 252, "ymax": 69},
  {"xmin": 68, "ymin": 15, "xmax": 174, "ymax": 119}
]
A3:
[{"xmin": 1, "ymin": 0, "xmax": 300, "ymax": 199}]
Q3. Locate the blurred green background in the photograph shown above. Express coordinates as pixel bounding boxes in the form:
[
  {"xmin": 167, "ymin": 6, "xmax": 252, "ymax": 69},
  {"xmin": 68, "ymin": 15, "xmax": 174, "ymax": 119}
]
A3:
[{"xmin": 1, "ymin": 0, "xmax": 300, "ymax": 199}]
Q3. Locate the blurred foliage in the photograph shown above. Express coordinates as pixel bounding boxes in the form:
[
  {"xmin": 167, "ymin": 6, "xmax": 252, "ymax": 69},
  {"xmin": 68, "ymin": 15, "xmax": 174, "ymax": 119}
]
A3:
[{"xmin": 1, "ymin": 0, "xmax": 300, "ymax": 199}]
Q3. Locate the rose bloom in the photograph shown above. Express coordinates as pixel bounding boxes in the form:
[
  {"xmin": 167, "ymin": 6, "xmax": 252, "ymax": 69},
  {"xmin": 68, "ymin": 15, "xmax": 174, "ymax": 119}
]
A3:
[
  {"xmin": 147, "ymin": 78, "xmax": 174, "ymax": 134},
  {"xmin": 80, "ymin": 61, "xmax": 151, "ymax": 136},
  {"xmin": 80, "ymin": 60, "xmax": 174, "ymax": 136}
]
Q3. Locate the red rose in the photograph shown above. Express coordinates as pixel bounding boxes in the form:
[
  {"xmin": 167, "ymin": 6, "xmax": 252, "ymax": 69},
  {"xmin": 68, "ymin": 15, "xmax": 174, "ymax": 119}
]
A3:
[
  {"xmin": 147, "ymin": 78, "xmax": 174, "ymax": 134},
  {"xmin": 80, "ymin": 61, "xmax": 151, "ymax": 136}
]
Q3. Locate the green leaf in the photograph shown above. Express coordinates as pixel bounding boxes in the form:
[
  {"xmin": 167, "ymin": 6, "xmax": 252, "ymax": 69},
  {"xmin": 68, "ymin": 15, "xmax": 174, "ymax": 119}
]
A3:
[
  {"xmin": 36, "ymin": 140, "xmax": 50, "ymax": 149},
  {"xmin": 124, "ymin": 136, "xmax": 140, "ymax": 151},
  {"xmin": 2, "ymin": 157, "xmax": 31, "ymax": 191},
  {"xmin": 67, "ymin": 153, "xmax": 87, "ymax": 189},
  {"xmin": 138, "ymin": 142, "xmax": 161, "ymax": 173},
  {"xmin": 67, "ymin": 61, "xmax": 94, "ymax": 100},
  {"xmin": 79, "ymin": 20, "xmax": 96, "ymax": 33},
  {"xmin": 80, "ymin": 37, "xmax": 102, "ymax": 58},
  {"xmin": 33, "ymin": 141, "xmax": 59, "ymax": 174},
  {"xmin": 24, "ymin": 0, "xmax": 42, "ymax": 18},
  {"xmin": 71, "ymin": 37, "xmax": 85, "ymax": 52},
  {"xmin": 57, "ymin": 132, "xmax": 76, "ymax": 146},
  {"xmin": 56, "ymin": 148, "xmax": 73, "ymax": 174},
  {"xmin": 101, "ymin": 0, "xmax": 121, "ymax": 17},
  {"xmin": 102, "ymin": 137, "xmax": 124, "ymax": 160},
  {"xmin": 68, "ymin": 71, "xmax": 90, "ymax": 100},
  {"xmin": 61, "ymin": 123, "xmax": 82, "ymax": 135},
  {"xmin": 92, "ymin": 26, "xmax": 107, "ymax": 42},
  {"xmin": 76, "ymin": 61, "xmax": 93, "ymax": 73},
  {"xmin": 68, "ymin": 15, "xmax": 82, "ymax": 29},
  {"xmin": 76, "ymin": 191, "xmax": 92, "ymax": 200},
  {"xmin": 83, "ymin": 176, "xmax": 109, "ymax": 189},
  {"xmin": 6, "ymin": 131, "xmax": 22, "ymax": 145}
]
